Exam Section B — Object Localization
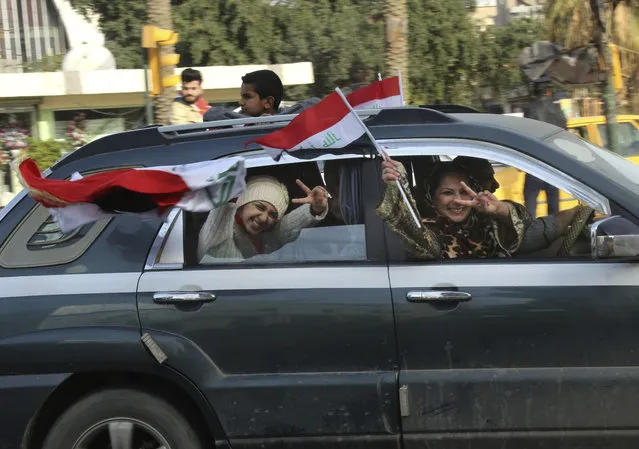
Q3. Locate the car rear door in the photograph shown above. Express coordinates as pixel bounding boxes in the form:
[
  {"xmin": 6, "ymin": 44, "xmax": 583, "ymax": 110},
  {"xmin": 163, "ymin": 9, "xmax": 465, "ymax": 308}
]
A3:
[{"xmin": 136, "ymin": 153, "xmax": 401, "ymax": 449}]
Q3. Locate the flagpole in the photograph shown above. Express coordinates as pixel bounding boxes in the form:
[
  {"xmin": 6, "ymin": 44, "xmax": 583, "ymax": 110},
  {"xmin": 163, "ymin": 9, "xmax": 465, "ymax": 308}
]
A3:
[
  {"xmin": 397, "ymin": 70, "xmax": 405, "ymax": 106},
  {"xmin": 335, "ymin": 87, "xmax": 421, "ymax": 228}
]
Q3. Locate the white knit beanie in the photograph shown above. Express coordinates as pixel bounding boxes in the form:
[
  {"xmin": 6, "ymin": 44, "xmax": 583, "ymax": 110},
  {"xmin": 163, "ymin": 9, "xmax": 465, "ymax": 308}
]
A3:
[{"xmin": 236, "ymin": 175, "xmax": 289, "ymax": 220}]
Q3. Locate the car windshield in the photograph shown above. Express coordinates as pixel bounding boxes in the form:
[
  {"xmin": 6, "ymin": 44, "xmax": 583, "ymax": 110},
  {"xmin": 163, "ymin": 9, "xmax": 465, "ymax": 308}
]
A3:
[{"xmin": 547, "ymin": 130, "xmax": 639, "ymax": 196}]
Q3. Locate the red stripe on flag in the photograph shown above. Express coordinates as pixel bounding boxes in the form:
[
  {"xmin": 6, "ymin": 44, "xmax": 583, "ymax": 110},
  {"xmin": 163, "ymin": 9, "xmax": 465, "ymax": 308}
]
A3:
[
  {"xmin": 248, "ymin": 91, "xmax": 350, "ymax": 150},
  {"xmin": 346, "ymin": 76, "xmax": 401, "ymax": 108},
  {"xmin": 18, "ymin": 158, "xmax": 190, "ymax": 206}
]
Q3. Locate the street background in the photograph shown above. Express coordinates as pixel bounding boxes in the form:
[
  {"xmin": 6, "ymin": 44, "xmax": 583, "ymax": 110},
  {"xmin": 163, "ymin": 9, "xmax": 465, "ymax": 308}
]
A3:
[{"xmin": 1, "ymin": 0, "xmax": 638, "ymax": 206}]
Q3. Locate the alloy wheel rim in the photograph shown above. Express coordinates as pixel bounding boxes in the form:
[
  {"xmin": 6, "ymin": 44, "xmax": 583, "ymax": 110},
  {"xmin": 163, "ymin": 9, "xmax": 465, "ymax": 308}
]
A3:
[{"xmin": 72, "ymin": 417, "xmax": 172, "ymax": 449}]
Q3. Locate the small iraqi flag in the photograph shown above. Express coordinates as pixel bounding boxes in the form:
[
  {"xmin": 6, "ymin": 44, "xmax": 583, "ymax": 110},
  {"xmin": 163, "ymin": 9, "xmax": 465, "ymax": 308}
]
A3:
[
  {"xmin": 346, "ymin": 76, "xmax": 403, "ymax": 110},
  {"xmin": 16, "ymin": 156, "xmax": 246, "ymax": 233},
  {"xmin": 247, "ymin": 90, "xmax": 367, "ymax": 160}
]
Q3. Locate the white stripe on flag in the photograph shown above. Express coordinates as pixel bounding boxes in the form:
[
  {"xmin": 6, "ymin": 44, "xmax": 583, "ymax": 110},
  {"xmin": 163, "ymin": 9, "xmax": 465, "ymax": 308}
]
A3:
[
  {"xmin": 352, "ymin": 95, "xmax": 403, "ymax": 110},
  {"xmin": 137, "ymin": 157, "xmax": 245, "ymax": 190},
  {"xmin": 261, "ymin": 111, "xmax": 366, "ymax": 159}
]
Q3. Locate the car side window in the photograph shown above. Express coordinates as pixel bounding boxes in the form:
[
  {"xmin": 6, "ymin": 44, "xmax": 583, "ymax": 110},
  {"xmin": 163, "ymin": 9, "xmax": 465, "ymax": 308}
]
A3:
[
  {"xmin": 380, "ymin": 143, "xmax": 610, "ymax": 263},
  {"xmin": 184, "ymin": 154, "xmax": 371, "ymax": 266},
  {"xmin": 0, "ymin": 165, "xmax": 140, "ymax": 269},
  {"xmin": 0, "ymin": 203, "xmax": 110, "ymax": 268}
]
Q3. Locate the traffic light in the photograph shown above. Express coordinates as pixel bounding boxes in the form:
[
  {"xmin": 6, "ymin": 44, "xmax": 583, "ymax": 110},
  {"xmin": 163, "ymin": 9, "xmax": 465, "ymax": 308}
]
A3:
[
  {"xmin": 609, "ymin": 43, "xmax": 623, "ymax": 91},
  {"xmin": 142, "ymin": 25, "xmax": 180, "ymax": 96}
]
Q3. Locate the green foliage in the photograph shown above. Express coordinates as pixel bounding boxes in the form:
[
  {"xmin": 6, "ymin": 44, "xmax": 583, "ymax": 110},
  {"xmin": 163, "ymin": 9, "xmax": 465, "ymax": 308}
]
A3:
[
  {"xmin": 67, "ymin": 0, "xmax": 539, "ymax": 108},
  {"xmin": 476, "ymin": 18, "xmax": 544, "ymax": 98},
  {"xmin": 68, "ymin": 0, "xmax": 384, "ymax": 99},
  {"xmin": 26, "ymin": 139, "xmax": 73, "ymax": 170},
  {"xmin": 23, "ymin": 54, "xmax": 65, "ymax": 72},
  {"xmin": 173, "ymin": 0, "xmax": 385, "ymax": 99},
  {"xmin": 408, "ymin": 0, "xmax": 479, "ymax": 105}
]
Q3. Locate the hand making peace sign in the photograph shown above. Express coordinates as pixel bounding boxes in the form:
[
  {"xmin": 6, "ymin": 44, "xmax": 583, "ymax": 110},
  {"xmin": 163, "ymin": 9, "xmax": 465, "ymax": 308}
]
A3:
[
  {"xmin": 453, "ymin": 181, "xmax": 510, "ymax": 218},
  {"xmin": 292, "ymin": 179, "xmax": 329, "ymax": 216}
]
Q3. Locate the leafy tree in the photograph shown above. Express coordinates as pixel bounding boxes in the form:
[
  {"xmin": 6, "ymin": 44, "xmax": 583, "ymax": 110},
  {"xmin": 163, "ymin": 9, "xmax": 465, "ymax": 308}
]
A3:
[
  {"xmin": 407, "ymin": 0, "xmax": 479, "ymax": 105},
  {"xmin": 69, "ymin": 0, "xmax": 524, "ymax": 108},
  {"xmin": 476, "ymin": 18, "xmax": 543, "ymax": 100},
  {"xmin": 68, "ymin": 0, "xmax": 384, "ymax": 100},
  {"xmin": 25, "ymin": 139, "xmax": 73, "ymax": 170}
]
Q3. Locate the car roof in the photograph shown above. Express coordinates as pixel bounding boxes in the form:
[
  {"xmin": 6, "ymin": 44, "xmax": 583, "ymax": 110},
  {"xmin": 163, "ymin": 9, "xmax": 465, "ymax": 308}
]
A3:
[
  {"xmin": 450, "ymin": 113, "xmax": 564, "ymax": 141},
  {"xmin": 55, "ymin": 107, "xmax": 567, "ymax": 170}
]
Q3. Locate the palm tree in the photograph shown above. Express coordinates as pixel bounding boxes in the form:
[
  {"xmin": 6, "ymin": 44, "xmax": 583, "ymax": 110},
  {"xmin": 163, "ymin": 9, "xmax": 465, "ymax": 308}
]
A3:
[
  {"xmin": 147, "ymin": 0, "xmax": 175, "ymax": 126},
  {"xmin": 384, "ymin": 0, "xmax": 409, "ymax": 102},
  {"xmin": 546, "ymin": 0, "xmax": 639, "ymax": 152}
]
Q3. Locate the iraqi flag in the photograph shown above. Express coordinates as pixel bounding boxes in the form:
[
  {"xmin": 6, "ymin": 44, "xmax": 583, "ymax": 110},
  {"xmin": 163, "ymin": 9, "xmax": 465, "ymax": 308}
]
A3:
[
  {"xmin": 247, "ymin": 91, "xmax": 367, "ymax": 160},
  {"xmin": 16, "ymin": 156, "xmax": 246, "ymax": 233},
  {"xmin": 346, "ymin": 76, "xmax": 403, "ymax": 110}
]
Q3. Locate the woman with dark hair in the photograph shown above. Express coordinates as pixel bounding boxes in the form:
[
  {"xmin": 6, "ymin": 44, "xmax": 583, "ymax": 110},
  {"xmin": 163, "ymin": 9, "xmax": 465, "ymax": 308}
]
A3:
[{"xmin": 377, "ymin": 155, "xmax": 531, "ymax": 260}]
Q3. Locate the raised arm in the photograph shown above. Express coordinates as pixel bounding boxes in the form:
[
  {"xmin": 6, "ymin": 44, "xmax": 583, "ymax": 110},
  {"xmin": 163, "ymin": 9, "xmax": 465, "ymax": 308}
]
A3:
[{"xmin": 376, "ymin": 156, "xmax": 442, "ymax": 260}]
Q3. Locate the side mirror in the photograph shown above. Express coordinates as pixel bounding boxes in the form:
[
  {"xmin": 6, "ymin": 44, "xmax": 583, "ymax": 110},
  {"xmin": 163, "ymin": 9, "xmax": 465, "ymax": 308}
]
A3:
[{"xmin": 591, "ymin": 215, "xmax": 639, "ymax": 259}]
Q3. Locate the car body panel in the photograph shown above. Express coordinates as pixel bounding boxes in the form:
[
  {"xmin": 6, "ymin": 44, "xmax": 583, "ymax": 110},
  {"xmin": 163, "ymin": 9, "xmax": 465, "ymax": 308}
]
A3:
[{"xmin": 138, "ymin": 268, "xmax": 399, "ymax": 441}]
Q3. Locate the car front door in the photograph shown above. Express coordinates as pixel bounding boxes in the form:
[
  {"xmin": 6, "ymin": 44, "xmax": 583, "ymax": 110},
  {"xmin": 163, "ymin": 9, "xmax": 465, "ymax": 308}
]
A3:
[
  {"xmin": 382, "ymin": 141, "xmax": 639, "ymax": 449},
  {"xmin": 136, "ymin": 153, "xmax": 401, "ymax": 449}
]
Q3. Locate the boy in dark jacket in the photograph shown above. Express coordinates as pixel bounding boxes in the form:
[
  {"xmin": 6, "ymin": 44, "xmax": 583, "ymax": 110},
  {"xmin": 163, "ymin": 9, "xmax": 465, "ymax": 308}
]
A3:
[{"xmin": 203, "ymin": 70, "xmax": 320, "ymax": 122}]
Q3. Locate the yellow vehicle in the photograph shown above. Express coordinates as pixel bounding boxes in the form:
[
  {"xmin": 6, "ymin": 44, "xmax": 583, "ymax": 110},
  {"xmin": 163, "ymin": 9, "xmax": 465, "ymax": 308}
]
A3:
[{"xmin": 493, "ymin": 115, "xmax": 639, "ymax": 217}]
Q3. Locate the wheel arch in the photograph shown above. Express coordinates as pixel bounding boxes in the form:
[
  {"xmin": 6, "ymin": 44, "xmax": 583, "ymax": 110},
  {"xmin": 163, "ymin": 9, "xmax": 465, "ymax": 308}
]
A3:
[{"xmin": 22, "ymin": 369, "xmax": 227, "ymax": 449}]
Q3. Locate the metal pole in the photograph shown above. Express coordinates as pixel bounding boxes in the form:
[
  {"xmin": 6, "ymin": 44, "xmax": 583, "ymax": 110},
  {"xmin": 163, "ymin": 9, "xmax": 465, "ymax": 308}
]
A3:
[{"xmin": 142, "ymin": 48, "xmax": 154, "ymax": 126}]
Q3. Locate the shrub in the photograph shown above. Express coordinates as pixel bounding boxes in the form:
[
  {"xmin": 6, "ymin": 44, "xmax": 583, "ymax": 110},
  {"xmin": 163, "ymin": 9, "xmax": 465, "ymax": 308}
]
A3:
[{"xmin": 25, "ymin": 138, "xmax": 74, "ymax": 170}]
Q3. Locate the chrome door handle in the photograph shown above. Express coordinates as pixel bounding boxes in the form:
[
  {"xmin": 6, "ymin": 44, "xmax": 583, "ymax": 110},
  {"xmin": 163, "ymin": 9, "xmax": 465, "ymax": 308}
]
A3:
[
  {"xmin": 153, "ymin": 291, "xmax": 216, "ymax": 304},
  {"xmin": 406, "ymin": 290, "xmax": 472, "ymax": 303}
]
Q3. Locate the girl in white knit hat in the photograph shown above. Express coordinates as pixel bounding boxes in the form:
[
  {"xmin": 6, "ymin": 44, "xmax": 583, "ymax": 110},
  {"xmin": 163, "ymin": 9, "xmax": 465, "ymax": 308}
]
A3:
[{"xmin": 197, "ymin": 175, "xmax": 329, "ymax": 262}]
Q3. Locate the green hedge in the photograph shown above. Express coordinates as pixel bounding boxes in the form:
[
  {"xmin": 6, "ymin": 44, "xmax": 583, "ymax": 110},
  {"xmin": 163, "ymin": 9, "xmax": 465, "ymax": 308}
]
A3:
[{"xmin": 25, "ymin": 138, "xmax": 74, "ymax": 171}]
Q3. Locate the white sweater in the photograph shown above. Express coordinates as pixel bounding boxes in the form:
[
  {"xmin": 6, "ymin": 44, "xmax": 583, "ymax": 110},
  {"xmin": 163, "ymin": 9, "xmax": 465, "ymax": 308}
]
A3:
[{"xmin": 197, "ymin": 202, "xmax": 328, "ymax": 263}]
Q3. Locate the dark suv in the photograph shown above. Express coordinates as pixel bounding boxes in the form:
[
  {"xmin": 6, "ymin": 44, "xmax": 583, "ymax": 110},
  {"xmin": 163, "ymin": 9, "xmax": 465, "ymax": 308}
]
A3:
[{"xmin": 3, "ymin": 107, "xmax": 639, "ymax": 449}]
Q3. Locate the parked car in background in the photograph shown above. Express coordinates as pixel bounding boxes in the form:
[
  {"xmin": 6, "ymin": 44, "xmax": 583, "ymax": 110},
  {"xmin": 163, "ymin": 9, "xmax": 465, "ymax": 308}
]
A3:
[{"xmin": 567, "ymin": 114, "xmax": 639, "ymax": 162}]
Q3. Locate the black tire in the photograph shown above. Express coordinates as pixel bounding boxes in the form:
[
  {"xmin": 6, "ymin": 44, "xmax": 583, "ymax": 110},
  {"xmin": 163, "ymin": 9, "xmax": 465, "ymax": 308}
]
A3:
[{"xmin": 42, "ymin": 388, "xmax": 203, "ymax": 449}]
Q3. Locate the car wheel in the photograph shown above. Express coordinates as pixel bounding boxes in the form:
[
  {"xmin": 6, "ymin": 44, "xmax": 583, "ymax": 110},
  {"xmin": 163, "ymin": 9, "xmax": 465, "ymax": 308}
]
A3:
[{"xmin": 42, "ymin": 388, "xmax": 203, "ymax": 449}]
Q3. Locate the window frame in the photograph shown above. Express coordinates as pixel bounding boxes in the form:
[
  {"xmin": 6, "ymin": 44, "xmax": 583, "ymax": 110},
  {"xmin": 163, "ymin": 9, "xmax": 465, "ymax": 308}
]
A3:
[
  {"xmin": 378, "ymin": 138, "xmax": 613, "ymax": 264},
  {"xmin": 379, "ymin": 138, "xmax": 610, "ymax": 214},
  {"xmin": 144, "ymin": 151, "xmax": 386, "ymax": 271}
]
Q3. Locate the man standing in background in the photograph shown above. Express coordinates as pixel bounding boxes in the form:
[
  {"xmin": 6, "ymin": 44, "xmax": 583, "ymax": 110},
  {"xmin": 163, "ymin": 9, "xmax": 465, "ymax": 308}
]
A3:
[
  {"xmin": 171, "ymin": 68, "xmax": 209, "ymax": 125},
  {"xmin": 341, "ymin": 64, "xmax": 371, "ymax": 95},
  {"xmin": 523, "ymin": 81, "xmax": 564, "ymax": 217}
]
